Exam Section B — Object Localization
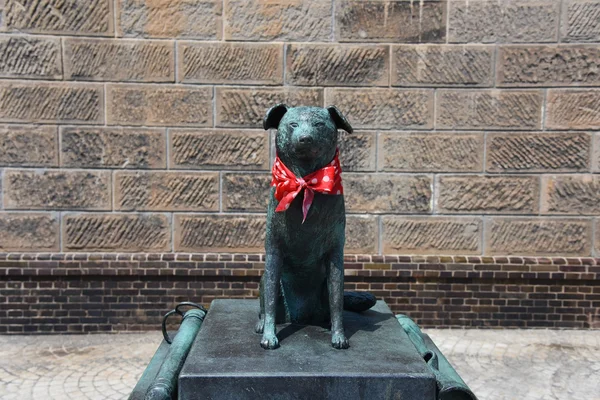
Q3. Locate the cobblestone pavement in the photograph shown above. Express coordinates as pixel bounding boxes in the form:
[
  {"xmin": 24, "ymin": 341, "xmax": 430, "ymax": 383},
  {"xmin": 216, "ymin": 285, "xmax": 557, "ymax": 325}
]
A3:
[{"xmin": 0, "ymin": 329, "xmax": 598, "ymax": 400}]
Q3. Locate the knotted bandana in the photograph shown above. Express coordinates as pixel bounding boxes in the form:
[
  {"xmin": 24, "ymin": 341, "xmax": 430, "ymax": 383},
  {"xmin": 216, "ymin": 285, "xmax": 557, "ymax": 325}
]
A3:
[{"xmin": 271, "ymin": 150, "xmax": 344, "ymax": 223}]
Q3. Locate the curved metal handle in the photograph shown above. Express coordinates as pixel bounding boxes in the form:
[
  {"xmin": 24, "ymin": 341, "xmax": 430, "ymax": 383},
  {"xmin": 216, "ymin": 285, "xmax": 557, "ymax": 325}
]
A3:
[{"xmin": 161, "ymin": 302, "xmax": 207, "ymax": 344}]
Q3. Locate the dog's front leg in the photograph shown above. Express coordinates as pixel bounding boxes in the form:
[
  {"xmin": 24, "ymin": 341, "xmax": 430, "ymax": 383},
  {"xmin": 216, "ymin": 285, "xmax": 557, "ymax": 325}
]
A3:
[
  {"xmin": 261, "ymin": 248, "xmax": 282, "ymax": 349},
  {"xmin": 328, "ymin": 250, "xmax": 349, "ymax": 349}
]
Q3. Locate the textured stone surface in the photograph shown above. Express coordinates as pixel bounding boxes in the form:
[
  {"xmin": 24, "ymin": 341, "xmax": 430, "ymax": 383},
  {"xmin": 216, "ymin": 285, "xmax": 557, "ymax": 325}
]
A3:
[
  {"xmin": 107, "ymin": 84, "xmax": 211, "ymax": 127},
  {"xmin": 60, "ymin": 127, "xmax": 166, "ymax": 169},
  {"xmin": 0, "ymin": 212, "xmax": 58, "ymax": 251},
  {"xmin": 382, "ymin": 216, "xmax": 481, "ymax": 255},
  {"xmin": 546, "ymin": 89, "xmax": 600, "ymax": 130},
  {"xmin": 117, "ymin": 0, "xmax": 221, "ymax": 39},
  {"xmin": 436, "ymin": 175, "xmax": 539, "ymax": 214},
  {"xmin": 344, "ymin": 174, "xmax": 432, "ymax": 214},
  {"xmin": 4, "ymin": 170, "xmax": 111, "ymax": 210},
  {"xmin": 115, "ymin": 171, "xmax": 218, "ymax": 211},
  {"xmin": 338, "ymin": 132, "xmax": 376, "ymax": 172},
  {"xmin": 224, "ymin": 0, "xmax": 331, "ymax": 41},
  {"xmin": 222, "ymin": 173, "xmax": 271, "ymax": 212},
  {"xmin": 0, "ymin": 81, "xmax": 103, "ymax": 124},
  {"xmin": 63, "ymin": 213, "xmax": 170, "ymax": 251},
  {"xmin": 175, "ymin": 214, "xmax": 266, "ymax": 252},
  {"xmin": 486, "ymin": 132, "xmax": 590, "ymax": 173},
  {"xmin": 448, "ymin": 0, "xmax": 559, "ymax": 43},
  {"xmin": 436, "ymin": 90, "xmax": 543, "ymax": 130},
  {"xmin": 216, "ymin": 87, "xmax": 322, "ymax": 128},
  {"xmin": 379, "ymin": 133, "xmax": 483, "ymax": 172},
  {"xmin": 498, "ymin": 45, "xmax": 600, "ymax": 87},
  {"xmin": 486, "ymin": 218, "xmax": 592, "ymax": 256},
  {"xmin": 594, "ymin": 133, "xmax": 600, "ymax": 173},
  {"xmin": 561, "ymin": 0, "xmax": 600, "ymax": 42},
  {"xmin": 64, "ymin": 38, "xmax": 174, "ymax": 82},
  {"xmin": 179, "ymin": 42, "xmax": 282, "ymax": 85},
  {"xmin": 286, "ymin": 44, "xmax": 389, "ymax": 86},
  {"xmin": 326, "ymin": 88, "xmax": 433, "ymax": 130},
  {"xmin": 169, "ymin": 129, "xmax": 269, "ymax": 170},
  {"xmin": 596, "ymin": 219, "xmax": 600, "ymax": 255},
  {"xmin": 0, "ymin": 36, "xmax": 61, "ymax": 79},
  {"xmin": 392, "ymin": 45, "xmax": 494, "ymax": 86},
  {"xmin": 5, "ymin": 0, "xmax": 113, "ymax": 35},
  {"xmin": 542, "ymin": 175, "xmax": 600, "ymax": 215},
  {"xmin": 336, "ymin": 0, "xmax": 446, "ymax": 43},
  {"xmin": 345, "ymin": 215, "xmax": 378, "ymax": 254},
  {"xmin": 0, "ymin": 125, "xmax": 57, "ymax": 167}
]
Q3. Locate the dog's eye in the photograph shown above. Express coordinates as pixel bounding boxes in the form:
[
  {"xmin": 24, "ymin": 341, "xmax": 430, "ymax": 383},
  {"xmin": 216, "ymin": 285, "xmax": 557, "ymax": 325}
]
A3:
[
  {"xmin": 290, "ymin": 122, "xmax": 298, "ymax": 128},
  {"xmin": 314, "ymin": 121, "xmax": 324, "ymax": 127}
]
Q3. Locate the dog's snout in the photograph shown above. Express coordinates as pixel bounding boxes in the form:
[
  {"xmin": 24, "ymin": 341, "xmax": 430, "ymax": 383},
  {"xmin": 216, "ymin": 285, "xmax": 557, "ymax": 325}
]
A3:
[{"xmin": 298, "ymin": 135, "xmax": 313, "ymax": 144}]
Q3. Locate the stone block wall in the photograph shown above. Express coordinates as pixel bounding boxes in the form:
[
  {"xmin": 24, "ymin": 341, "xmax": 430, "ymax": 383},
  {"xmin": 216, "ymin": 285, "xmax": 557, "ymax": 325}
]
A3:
[{"xmin": 1, "ymin": 0, "xmax": 599, "ymax": 331}]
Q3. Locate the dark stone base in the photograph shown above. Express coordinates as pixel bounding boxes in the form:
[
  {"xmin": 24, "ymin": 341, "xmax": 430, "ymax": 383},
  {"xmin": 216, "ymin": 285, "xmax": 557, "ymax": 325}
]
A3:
[{"xmin": 179, "ymin": 299, "xmax": 436, "ymax": 400}]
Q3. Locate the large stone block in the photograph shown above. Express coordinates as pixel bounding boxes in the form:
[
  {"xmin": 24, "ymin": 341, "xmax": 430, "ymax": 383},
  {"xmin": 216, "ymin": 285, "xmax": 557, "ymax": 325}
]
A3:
[
  {"xmin": 546, "ymin": 89, "xmax": 600, "ymax": 130},
  {"xmin": 336, "ymin": 0, "xmax": 446, "ymax": 43},
  {"xmin": 224, "ymin": 0, "xmax": 331, "ymax": 41},
  {"xmin": 382, "ymin": 216, "xmax": 482, "ymax": 255},
  {"xmin": 5, "ymin": 0, "xmax": 113, "ymax": 35},
  {"xmin": 392, "ymin": 45, "xmax": 494, "ymax": 86},
  {"xmin": 216, "ymin": 87, "xmax": 323, "ymax": 128},
  {"xmin": 338, "ymin": 132, "xmax": 376, "ymax": 172},
  {"xmin": 448, "ymin": 0, "xmax": 559, "ymax": 43},
  {"xmin": 0, "ymin": 36, "xmax": 61, "ymax": 79},
  {"xmin": 541, "ymin": 175, "xmax": 600, "ymax": 215},
  {"xmin": 60, "ymin": 127, "xmax": 166, "ymax": 169},
  {"xmin": 0, "ymin": 81, "xmax": 103, "ymax": 124},
  {"xmin": 379, "ymin": 133, "xmax": 483, "ymax": 172},
  {"xmin": 326, "ymin": 88, "xmax": 433, "ymax": 130},
  {"xmin": 486, "ymin": 218, "xmax": 592, "ymax": 256},
  {"xmin": 116, "ymin": 171, "xmax": 218, "ymax": 211},
  {"xmin": 561, "ymin": 0, "xmax": 600, "ymax": 42},
  {"xmin": 345, "ymin": 215, "xmax": 378, "ymax": 254},
  {"xmin": 436, "ymin": 90, "xmax": 543, "ymax": 130},
  {"xmin": 64, "ymin": 38, "xmax": 174, "ymax": 82},
  {"xmin": 222, "ymin": 172, "xmax": 271, "ymax": 212},
  {"xmin": 436, "ymin": 175, "xmax": 539, "ymax": 214},
  {"xmin": 117, "ymin": 0, "xmax": 221, "ymax": 39},
  {"xmin": 486, "ymin": 132, "xmax": 590, "ymax": 173},
  {"xmin": 343, "ymin": 173, "xmax": 432, "ymax": 214},
  {"xmin": 169, "ymin": 129, "xmax": 269, "ymax": 170},
  {"xmin": 64, "ymin": 213, "xmax": 170, "ymax": 252},
  {"xmin": 174, "ymin": 214, "xmax": 266, "ymax": 252},
  {"xmin": 0, "ymin": 125, "xmax": 57, "ymax": 167},
  {"xmin": 4, "ymin": 170, "xmax": 111, "ymax": 210},
  {"xmin": 179, "ymin": 42, "xmax": 282, "ymax": 85},
  {"xmin": 498, "ymin": 45, "xmax": 600, "ymax": 87},
  {"xmin": 0, "ymin": 213, "xmax": 58, "ymax": 251},
  {"xmin": 107, "ymin": 84, "xmax": 212, "ymax": 127},
  {"xmin": 286, "ymin": 44, "xmax": 389, "ymax": 86}
]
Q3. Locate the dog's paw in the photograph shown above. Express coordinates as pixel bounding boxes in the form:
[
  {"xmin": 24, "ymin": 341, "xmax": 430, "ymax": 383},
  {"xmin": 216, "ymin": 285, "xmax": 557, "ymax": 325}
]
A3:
[
  {"xmin": 255, "ymin": 318, "xmax": 265, "ymax": 334},
  {"xmin": 331, "ymin": 331, "xmax": 349, "ymax": 349},
  {"xmin": 260, "ymin": 333, "xmax": 279, "ymax": 349}
]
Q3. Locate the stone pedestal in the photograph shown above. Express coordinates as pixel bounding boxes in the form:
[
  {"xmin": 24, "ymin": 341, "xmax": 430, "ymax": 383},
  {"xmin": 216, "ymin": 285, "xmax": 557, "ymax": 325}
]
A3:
[{"xmin": 178, "ymin": 299, "xmax": 436, "ymax": 400}]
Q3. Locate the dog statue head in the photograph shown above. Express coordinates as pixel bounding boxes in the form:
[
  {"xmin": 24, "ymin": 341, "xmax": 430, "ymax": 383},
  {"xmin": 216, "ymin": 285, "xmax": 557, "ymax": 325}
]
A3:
[{"xmin": 263, "ymin": 105, "xmax": 353, "ymax": 177}]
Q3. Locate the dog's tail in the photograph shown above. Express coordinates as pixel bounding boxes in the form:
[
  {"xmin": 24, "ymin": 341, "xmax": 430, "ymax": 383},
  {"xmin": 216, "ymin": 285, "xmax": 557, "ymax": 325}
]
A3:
[{"xmin": 343, "ymin": 291, "xmax": 377, "ymax": 313}]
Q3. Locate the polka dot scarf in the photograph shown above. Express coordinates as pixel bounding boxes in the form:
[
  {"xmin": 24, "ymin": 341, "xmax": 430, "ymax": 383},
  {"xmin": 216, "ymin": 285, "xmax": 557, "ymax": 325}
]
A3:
[{"xmin": 271, "ymin": 150, "xmax": 344, "ymax": 223}]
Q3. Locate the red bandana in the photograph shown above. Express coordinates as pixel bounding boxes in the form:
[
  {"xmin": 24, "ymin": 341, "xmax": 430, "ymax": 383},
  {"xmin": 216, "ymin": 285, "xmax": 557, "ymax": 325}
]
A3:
[{"xmin": 271, "ymin": 150, "xmax": 344, "ymax": 223}]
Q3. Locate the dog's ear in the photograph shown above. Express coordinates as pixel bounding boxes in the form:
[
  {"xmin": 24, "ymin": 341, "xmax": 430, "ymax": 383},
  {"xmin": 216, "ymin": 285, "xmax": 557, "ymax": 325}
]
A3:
[
  {"xmin": 263, "ymin": 103, "xmax": 288, "ymax": 130},
  {"xmin": 327, "ymin": 106, "xmax": 353, "ymax": 134}
]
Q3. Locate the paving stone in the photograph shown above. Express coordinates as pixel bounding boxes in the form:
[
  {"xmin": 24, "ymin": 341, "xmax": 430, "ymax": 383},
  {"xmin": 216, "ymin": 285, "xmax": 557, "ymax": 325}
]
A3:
[
  {"xmin": 392, "ymin": 45, "xmax": 494, "ymax": 86},
  {"xmin": 60, "ymin": 127, "xmax": 166, "ymax": 169},
  {"xmin": 486, "ymin": 218, "xmax": 592, "ymax": 256},
  {"xmin": 222, "ymin": 172, "xmax": 271, "ymax": 212},
  {"xmin": 0, "ymin": 213, "xmax": 58, "ymax": 251},
  {"xmin": 179, "ymin": 42, "xmax": 282, "ymax": 85},
  {"xmin": 345, "ymin": 215, "xmax": 378, "ymax": 254},
  {"xmin": 546, "ymin": 89, "xmax": 600, "ymax": 130},
  {"xmin": 117, "ymin": 0, "xmax": 221, "ymax": 39},
  {"xmin": 379, "ymin": 132, "xmax": 483, "ymax": 172},
  {"xmin": 64, "ymin": 213, "xmax": 170, "ymax": 252},
  {"xmin": 0, "ymin": 125, "xmax": 57, "ymax": 167},
  {"xmin": 382, "ymin": 216, "xmax": 481, "ymax": 255},
  {"xmin": 338, "ymin": 131, "xmax": 376, "ymax": 172},
  {"xmin": 336, "ymin": 0, "xmax": 446, "ymax": 43},
  {"xmin": 4, "ymin": 170, "xmax": 111, "ymax": 210},
  {"xmin": 542, "ymin": 175, "xmax": 600, "ymax": 215},
  {"xmin": 63, "ymin": 38, "xmax": 174, "ymax": 82},
  {"xmin": 486, "ymin": 132, "xmax": 591, "ymax": 173},
  {"xmin": 561, "ymin": 0, "xmax": 600, "ymax": 42},
  {"xmin": 0, "ymin": 36, "xmax": 61, "ymax": 79}
]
